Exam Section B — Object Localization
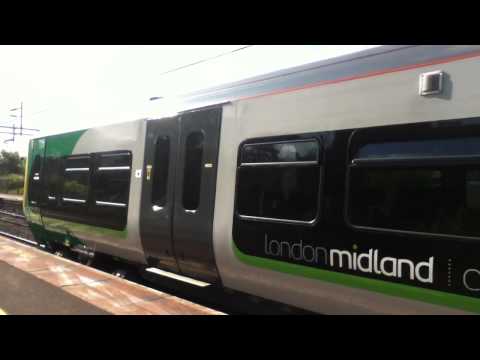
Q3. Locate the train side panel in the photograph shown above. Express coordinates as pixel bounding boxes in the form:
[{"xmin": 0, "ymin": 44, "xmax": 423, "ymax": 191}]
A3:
[
  {"xmin": 213, "ymin": 51, "xmax": 480, "ymax": 314},
  {"xmin": 24, "ymin": 119, "xmax": 148, "ymax": 264}
]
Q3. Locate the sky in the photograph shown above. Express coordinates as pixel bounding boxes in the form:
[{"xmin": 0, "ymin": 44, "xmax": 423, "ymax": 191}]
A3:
[{"xmin": 0, "ymin": 45, "xmax": 380, "ymax": 156}]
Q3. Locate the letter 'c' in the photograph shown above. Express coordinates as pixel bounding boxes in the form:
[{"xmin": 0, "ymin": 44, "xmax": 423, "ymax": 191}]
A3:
[{"xmin": 463, "ymin": 268, "xmax": 480, "ymax": 292}]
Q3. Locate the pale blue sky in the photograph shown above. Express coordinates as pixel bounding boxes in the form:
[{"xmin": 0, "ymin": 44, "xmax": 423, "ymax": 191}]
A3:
[{"xmin": 0, "ymin": 45, "xmax": 380, "ymax": 156}]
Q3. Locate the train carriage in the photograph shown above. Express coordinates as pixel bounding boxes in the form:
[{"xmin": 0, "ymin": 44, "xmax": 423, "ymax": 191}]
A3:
[{"xmin": 24, "ymin": 45, "xmax": 480, "ymax": 314}]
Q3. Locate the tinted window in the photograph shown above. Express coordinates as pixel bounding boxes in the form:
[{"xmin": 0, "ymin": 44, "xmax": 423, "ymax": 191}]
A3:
[
  {"xmin": 28, "ymin": 155, "xmax": 43, "ymax": 205},
  {"xmin": 93, "ymin": 152, "xmax": 131, "ymax": 205},
  {"xmin": 63, "ymin": 172, "xmax": 89, "ymax": 201},
  {"xmin": 94, "ymin": 170, "xmax": 130, "ymax": 205},
  {"xmin": 43, "ymin": 156, "xmax": 63, "ymax": 205},
  {"xmin": 65, "ymin": 156, "xmax": 90, "ymax": 170},
  {"xmin": 63, "ymin": 156, "xmax": 90, "ymax": 202},
  {"xmin": 97, "ymin": 152, "xmax": 131, "ymax": 168},
  {"xmin": 356, "ymin": 137, "xmax": 480, "ymax": 160},
  {"xmin": 90, "ymin": 151, "xmax": 132, "ymax": 230},
  {"xmin": 237, "ymin": 166, "xmax": 320, "ymax": 222},
  {"xmin": 183, "ymin": 132, "xmax": 204, "ymax": 210},
  {"xmin": 349, "ymin": 166, "xmax": 480, "ymax": 237},
  {"xmin": 237, "ymin": 139, "xmax": 321, "ymax": 223},
  {"xmin": 151, "ymin": 136, "xmax": 170, "ymax": 206},
  {"xmin": 28, "ymin": 139, "xmax": 46, "ymax": 206},
  {"xmin": 242, "ymin": 140, "xmax": 319, "ymax": 163}
]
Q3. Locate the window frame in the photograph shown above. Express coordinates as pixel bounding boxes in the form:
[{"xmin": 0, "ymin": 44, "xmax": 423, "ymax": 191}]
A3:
[
  {"xmin": 240, "ymin": 138, "xmax": 320, "ymax": 165},
  {"xmin": 43, "ymin": 156, "xmax": 65, "ymax": 207},
  {"xmin": 235, "ymin": 135, "xmax": 323, "ymax": 226},
  {"xmin": 28, "ymin": 155, "xmax": 44, "ymax": 206},
  {"xmin": 60, "ymin": 154, "xmax": 92, "ymax": 206},
  {"xmin": 91, "ymin": 150, "xmax": 132, "ymax": 210},
  {"xmin": 35, "ymin": 150, "xmax": 132, "ymax": 231},
  {"xmin": 344, "ymin": 128, "xmax": 480, "ymax": 242},
  {"xmin": 150, "ymin": 134, "xmax": 170, "ymax": 208},
  {"xmin": 182, "ymin": 130, "xmax": 206, "ymax": 211}
]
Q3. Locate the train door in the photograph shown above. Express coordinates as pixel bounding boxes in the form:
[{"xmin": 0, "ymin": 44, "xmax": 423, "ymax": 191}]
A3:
[
  {"xmin": 26, "ymin": 138, "xmax": 46, "ymax": 225},
  {"xmin": 173, "ymin": 107, "xmax": 222, "ymax": 283},
  {"xmin": 140, "ymin": 107, "xmax": 222, "ymax": 283},
  {"xmin": 140, "ymin": 117, "xmax": 180, "ymax": 272}
]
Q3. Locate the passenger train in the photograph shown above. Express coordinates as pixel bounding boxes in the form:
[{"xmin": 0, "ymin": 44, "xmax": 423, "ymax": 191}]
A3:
[{"xmin": 24, "ymin": 45, "xmax": 480, "ymax": 314}]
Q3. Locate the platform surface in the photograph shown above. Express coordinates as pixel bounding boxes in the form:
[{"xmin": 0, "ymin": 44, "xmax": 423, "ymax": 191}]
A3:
[
  {"xmin": 0, "ymin": 236, "xmax": 224, "ymax": 315},
  {"xmin": 0, "ymin": 261, "xmax": 109, "ymax": 315},
  {"xmin": 0, "ymin": 193, "xmax": 23, "ymax": 202}
]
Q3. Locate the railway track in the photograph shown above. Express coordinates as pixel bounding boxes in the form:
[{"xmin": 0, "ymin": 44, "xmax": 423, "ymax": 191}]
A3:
[
  {"xmin": 0, "ymin": 203, "xmax": 35, "ymax": 243},
  {"xmin": 0, "ymin": 198, "xmax": 310, "ymax": 315}
]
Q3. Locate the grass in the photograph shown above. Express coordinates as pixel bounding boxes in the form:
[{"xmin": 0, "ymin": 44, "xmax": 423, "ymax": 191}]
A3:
[{"xmin": 0, "ymin": 174, "xmax": 24, "ymax": 195}]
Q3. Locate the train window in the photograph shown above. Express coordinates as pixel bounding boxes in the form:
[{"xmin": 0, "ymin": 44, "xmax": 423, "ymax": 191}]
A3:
[
  {"xmin": 355, "ymin": 136, "xmax": 480, "ymax": 160},
  {"xmin": 96, "ymin": 152, "xmax": 131, "ymax": 168},
  {"xmin": 151, "ymin": 136, "xmax": 169, "ymax": 206},
  {"xmin": 62, "ymin": 156, "xmax": 91, "ymax": 204},
  {"xmin": 43, "ymin": 156, "xmax": 63, "ymax": 206},
  {"xmin": 237, "ymin": 139, "xmax": 321, "ymax": 223},
  {"xmin": 27, "ymin": 138, "xmax": 45, "ymax": 206},
  {"xmin": 349, "ymin": 167, "xmax": 480, "ymax": 237},
  {"xmin": 28, "ymin": 155, "xmax": 43, "ymax": 206},
  {"xmin": 93, "ymin": 152, "xmax": 131, "ymax": 206},
  {"xmin": 91, "ymin": 151, "xmax": 131, "ymax": 229},
  {"xmin": 242, "ymin": 140, "xmax": 319, "ymax": 164},
  {"xmin": 182, "ymin": 131, "xmax": 204, "ymax": 210},
  {"xmin": 65, "ymin": 156, "xmax": 90, "ymax": 170},
  {"xmin": 348, "ymin": 133, "xmax": 480, "ymax": 238}
]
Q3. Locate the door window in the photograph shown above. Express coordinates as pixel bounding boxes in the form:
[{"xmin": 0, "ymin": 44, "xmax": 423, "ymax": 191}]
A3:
[
  {"xmin": 182, "ymin": 131, "xmax": 204, "ymax": 210},
  {"xmin": 151, "ymin": 135, "xmax": 170, "ymax": 207}
]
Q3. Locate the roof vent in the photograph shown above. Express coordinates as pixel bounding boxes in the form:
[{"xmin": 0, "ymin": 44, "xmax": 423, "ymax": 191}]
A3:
[{"xmin": 419, "ymin": 70, "xmax": 444, "ymax": 96}]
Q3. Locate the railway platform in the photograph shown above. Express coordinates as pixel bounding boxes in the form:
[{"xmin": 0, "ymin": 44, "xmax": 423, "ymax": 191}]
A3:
[
  {"xmin": 0, "ymin": 194, "xmax": 22, "ymax": 202},
  {"xmin": 0, "ymin": 235, "xmax": 224, "ymax": 315}
]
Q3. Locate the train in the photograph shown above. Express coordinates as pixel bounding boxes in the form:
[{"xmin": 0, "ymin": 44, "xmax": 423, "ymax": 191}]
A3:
[{"xmin": 23, "ymin": 45, "xmax": 480, "ymax": 314}]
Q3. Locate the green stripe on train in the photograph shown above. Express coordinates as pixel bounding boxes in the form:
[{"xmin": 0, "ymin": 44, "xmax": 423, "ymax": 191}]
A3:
[
  {"xmin": 25, "ymin": 129, "xmax": 86, "ymax": 205},
  {"xmin": 44, "ymin": 129, "xmax": 87, "ymax": 157},
  {"xmin": 26, "ymin": 130, "xmax": 128, "ymax": 242},
  {"xmin": 233, "ymin": 243, "xmax": 480, "ymax": 314},
  {"xmin": 42, "ymin": 216, "xmax": 128, "ymax": 240},
  {"xmin": 24, "ymin": 129, "xmax": 94, "ymax": 237}
]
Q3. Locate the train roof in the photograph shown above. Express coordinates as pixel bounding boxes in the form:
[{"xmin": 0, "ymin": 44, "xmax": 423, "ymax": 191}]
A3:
[
  {"xmin": 149, "ymin": 45, "xmax": 480, "ymax": 116},
  {"xmin": 30, "ymin": 118, "xmax": 147, "ymax": 142},
  {"xmin": 30, "ymin": 45, "xmax": 480, "ymax": 142}
]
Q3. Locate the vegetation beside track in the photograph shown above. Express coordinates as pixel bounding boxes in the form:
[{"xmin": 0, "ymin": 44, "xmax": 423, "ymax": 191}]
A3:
[{"xmin": 0, "ymin": 150, "xmax": 25, "ymax": 195}]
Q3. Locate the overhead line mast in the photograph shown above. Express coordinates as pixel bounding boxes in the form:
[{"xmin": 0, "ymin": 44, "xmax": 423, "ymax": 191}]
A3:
[{"xmin": 4, "ymin": 102, "xmax": 40, "ymax": 144}]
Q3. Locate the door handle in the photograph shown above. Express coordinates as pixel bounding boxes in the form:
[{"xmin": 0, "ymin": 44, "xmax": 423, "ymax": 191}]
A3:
[{"xmin": 152, "ymin": 205, "xmax": 164, "ymax": 212}]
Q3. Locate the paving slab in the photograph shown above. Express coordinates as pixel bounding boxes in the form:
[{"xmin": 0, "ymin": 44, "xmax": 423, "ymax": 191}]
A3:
[
  {"xmin": 0, "ymin": 261, "xmax": 109, "ymax": 315},
  {"xmin": 0, "ymin": 235, "xmax": 225, "ymax": 315}
]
